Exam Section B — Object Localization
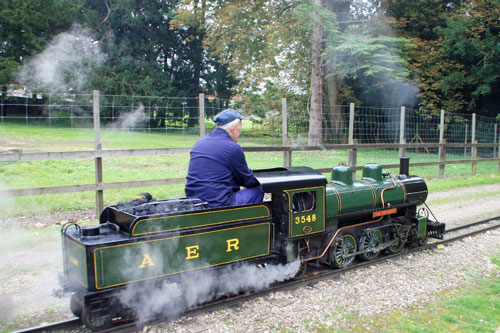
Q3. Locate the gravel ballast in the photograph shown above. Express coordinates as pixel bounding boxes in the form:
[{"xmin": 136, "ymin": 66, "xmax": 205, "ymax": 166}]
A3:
[
  {"xmin": 160, "ymin": 230, "xmax": 500, "ymax": 332},
  {"xmin": 1, "ymin": 183, "xmax": 500, "ymax": 331}
]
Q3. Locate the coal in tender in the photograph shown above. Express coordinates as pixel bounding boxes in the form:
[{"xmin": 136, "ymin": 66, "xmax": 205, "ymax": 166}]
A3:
[{"xmin": 115, "ymin": 197, "xmax": 207, "ymax": 217}]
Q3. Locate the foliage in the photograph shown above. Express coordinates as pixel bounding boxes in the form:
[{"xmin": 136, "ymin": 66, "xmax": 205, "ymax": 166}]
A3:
[
  {"xmin": 81, "ymin": 0, "xmax": 236, "ymax": 126},
  {"xmin": 328, "ymin": 33, "xmax": 411, "ymax": 81},
  {"xmin": 177, "ymin": 0, "xmax": 421, "ymax": 144},
  {"xmin": 327, "ymin": 26, "xmax": 416, "ymax": 109},
  {"xmin": 324, "ymin": 1, "xmax": 417, "ymax": 109},
  {"xmin": 438, "ymin": 0, "xmax": 500, "ymax": 117},
  {"xmin": 176, "ymin": 0, "xmax": 314, "ymax": 96},
  {"xmin": 381, "ymin": 0, "xmax": 462, "ymax": 41},
  {"xmin": 1, "ymin": 0, "xmax": 499, "ymax": 122},
  {"xmin": 0, "ymin": 0, "xmax": 236, "ymax": 127},
  {"xmin": 0, "ymin": 0, "xmax": 82, "ymax": 89},
  {"xmin": 383, "ymin": 0, "xmax": 500, "ymax": 116}
]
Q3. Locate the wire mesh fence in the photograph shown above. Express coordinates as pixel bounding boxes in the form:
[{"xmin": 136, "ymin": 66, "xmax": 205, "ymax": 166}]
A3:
[
  {"xmin": 1, "ymin": 90, "xmax": 499, "ymax": 156},
  {"xmin": 1, "ymin": 90, "xmax": 499, "ymax": 215}
]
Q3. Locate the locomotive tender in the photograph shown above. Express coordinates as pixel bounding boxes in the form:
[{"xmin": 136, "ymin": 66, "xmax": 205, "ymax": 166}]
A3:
[{"xmin": 60, "ymin": 157, "xmax": 444, "ymax": 330}]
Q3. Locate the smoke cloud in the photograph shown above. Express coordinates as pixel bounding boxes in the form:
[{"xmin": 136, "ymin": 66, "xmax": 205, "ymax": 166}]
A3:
[
  {"xmin": 117, "ymin": 103, "xmax": 148, "ymax": 130},
  {"xmin": 117, "ymin": 259, "xmax": 300, "ymax": 324},
  {"xmin": 17, "ymin": 24, "xmax": 106, "ymax": 93}
]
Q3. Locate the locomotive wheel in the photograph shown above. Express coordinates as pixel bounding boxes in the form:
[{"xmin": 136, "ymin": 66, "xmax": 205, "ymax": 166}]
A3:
[
  {"xmin": 81, "ymin": 298, "xmax": 119, "ymax": 331},
  {"xmin": 330, "ymin": 234, "xmax": 357, "ymax": 268},
  {"xmin": 292, "ymin": 245, "xmax": 308, "ymax": 279},
  {"xmin": 293, "ymin": 260, "xmax": 308, "ymax": 279},
  {"xmin": 69, "ymin": 294, "xmax": 83, "ymax": 318},
  {"xmin": 386, "ymin": 237, "xmax": 406, "ymax": 254},
  {"xmin": 417, "ymin": 232, "xmax": 429, "ymax": 246},
  {"xmin": 359, "ymin": 230, "xmax": 383, "ymax": 260},
  {"xmin": 387, "ymin": 226, "xmax": 410, "ymax": 254},
  {"xmin": 410, "ymin": 228, "xmax": 429, "ymax": 247}
]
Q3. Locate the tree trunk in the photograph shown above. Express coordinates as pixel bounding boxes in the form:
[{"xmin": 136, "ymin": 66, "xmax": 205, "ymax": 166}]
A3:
[
  {"xmin": 325, "ymin": 74, "xmax": 345, "ymax": 143},
  {"xmin": 323, "ymin": 0, "xmax": 352, "ymax": 143},
  {"xmin": 308, "ymin": 0, "xmax": 324, "ymax": 146}
]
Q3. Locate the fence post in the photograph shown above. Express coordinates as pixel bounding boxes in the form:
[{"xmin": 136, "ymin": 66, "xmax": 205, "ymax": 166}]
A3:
[
  {"xmin": 282, "ymin": 98, "xmax": 291, "ymax": 167},
  {"xmin": 494, "ymin": 123, "xmax": 497, "ymax": 159},
  {"xmin": 348, "ymin": 103, "xmax": 354, "ymax": 145},
  {"xmin": 199, "ymin": 93, "xmax": 205, "ymax": 137},
  {"xmin": 0, "ymin": 91, "xmax": 4, "ymax": 126},
  {"xmin": 348, "ymin": 103, "xmax": 356, "ymax": 179},
  {"xmin": 464, "ymin": 122, "xmax": 468, "ymax": 157},
  {"xmin": 48, "ymin": 93, "xmax": 52, "ymax": 128},
  {"xmin": 399, "ymin": 106, "xmax": 406, "ymax": 157},
  {"xmin": 439, "ymin": 139, "xmax": 446, "ymax": 178},
  {"xmin": 25, "ymin": 95, "xmax": 29, "ymax": 126},
  {"xmin": 438, "ymin": 109, "xmax": 445, "ymax": 161},
  {"xmin": 93, "ymin": 90, "xmax": 104, "ymax": 216},
  {"xmin": 498, "ymin": 128, "xmax": 500, "ymax": 173},
  {"xmin": 471, "ymin": 140, "xmax": 478, "ymax": 175},
  {"xmin": 471, "ymin": 113, "xmax": 477, "ymax": 175},
  {"xmin": 348, "ymin": 140, "xmax": 358, "ymax": 181}
]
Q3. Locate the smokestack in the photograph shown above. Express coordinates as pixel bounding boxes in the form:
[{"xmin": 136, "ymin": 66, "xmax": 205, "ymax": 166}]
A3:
[{"xmin": 399, "ymin": 157, "xmax": 410, "ymax": 179}]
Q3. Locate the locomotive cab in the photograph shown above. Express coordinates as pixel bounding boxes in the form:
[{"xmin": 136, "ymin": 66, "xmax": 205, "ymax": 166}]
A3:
[{"xmin": 255, "ymin": 167, "xmax": 328, "ymax": 240}]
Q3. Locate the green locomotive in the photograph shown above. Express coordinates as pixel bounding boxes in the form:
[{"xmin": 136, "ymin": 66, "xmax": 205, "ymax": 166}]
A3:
[{"xmin": 60, "ymin": 157, "xmax": 444, "ymax": 330}]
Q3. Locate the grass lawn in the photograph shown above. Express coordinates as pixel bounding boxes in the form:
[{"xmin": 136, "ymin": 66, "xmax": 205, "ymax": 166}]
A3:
[
  {"xmin": 1, "ymin": 122, "xmax": 500, "ymax": 331},
  {"xmin": 1, "ymin": 121, "xmax": 499, "ymax": 217},
  {"xmin": 330, "ymin": 254, "xmax": 500, "ymax": 332}
]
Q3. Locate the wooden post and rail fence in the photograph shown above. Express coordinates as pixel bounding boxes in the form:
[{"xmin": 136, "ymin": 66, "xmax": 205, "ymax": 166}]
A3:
[{"xmin": 1, "ymin": 91, "xmax": 500, "ymax": 216}]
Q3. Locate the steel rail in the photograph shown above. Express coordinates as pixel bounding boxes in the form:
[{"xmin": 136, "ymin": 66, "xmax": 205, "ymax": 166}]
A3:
[
  {"xmin": 14, "ymin": 215, "xmax": 500, "ymax": 333},
  {"xmin": 12, "ymin": 318, "xmax": 82, "ymax": 333},
  {"xmin": 445, "ymin": 215, "xmax": 500, "ymax": 233}
]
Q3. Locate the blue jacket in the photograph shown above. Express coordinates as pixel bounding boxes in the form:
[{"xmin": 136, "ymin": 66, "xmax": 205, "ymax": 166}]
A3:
[{"xmin": 185, "ymin": 128, "xmax": 259, "ymax": 207}]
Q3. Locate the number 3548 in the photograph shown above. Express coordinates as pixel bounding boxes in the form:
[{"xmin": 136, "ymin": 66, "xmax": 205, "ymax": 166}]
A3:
[{"xmin": 294, "ymin": 214, "xmax": 317, "ymax": 224}]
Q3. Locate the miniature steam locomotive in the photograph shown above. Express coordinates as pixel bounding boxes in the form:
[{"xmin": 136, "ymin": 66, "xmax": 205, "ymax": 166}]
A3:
[{"xmin": 60, "ymin": 157, "xmax": 444, "ymax": 330}]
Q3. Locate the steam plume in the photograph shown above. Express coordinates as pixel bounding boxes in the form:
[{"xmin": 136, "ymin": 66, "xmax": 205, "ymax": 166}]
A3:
[
  {"xmin": 117, "ymin": 103, "xmax": 148, "ymax": 130},
  {"xmin": 17, "ymin": 24, "xmax": 106, "ymax": 93},
  {"xmin": 118, "ymin": 260, "xmax": 300, "ymax": 324}
]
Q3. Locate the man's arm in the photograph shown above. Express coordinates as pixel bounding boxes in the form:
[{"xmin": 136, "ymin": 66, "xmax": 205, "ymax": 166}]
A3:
[{"xmin": 227, "ymin": 145, "xmax": 259, "ymax": 188}]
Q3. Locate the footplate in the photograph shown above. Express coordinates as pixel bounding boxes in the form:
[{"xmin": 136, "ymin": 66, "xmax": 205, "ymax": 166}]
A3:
[{"xmin": 427, "ymin": 220, "xmax": 445, "ymax": 240}]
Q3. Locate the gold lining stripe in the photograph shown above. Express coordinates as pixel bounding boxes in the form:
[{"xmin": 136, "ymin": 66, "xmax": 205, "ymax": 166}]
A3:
[
  {"xmin": 359, "ymin": 180, "xmax": 377, "ymax": 209},
  {"xmin": 132, "ymin": 204, "xmax": 271, "ymax": 236},
  {"xmin": 284, "ymin": 186, "xmax": 326, "ymax": 237},
  {"xmin": 398, "ymin": 179, "xmax": 407, "ymax": 203},
  {"xmin": 66, "ymin": 238, "xmax": 88, "ymax": 288},
  {"xmin": 68, "ymin": 238, "xmax": 85, "ymax": 250},
  {"xmin": 327, "ymin": 184, "xmax": 342, "ymax": 214},
  {"xmin": 93, "ymin": 222, "xmax": 271, "ymax": 290}
]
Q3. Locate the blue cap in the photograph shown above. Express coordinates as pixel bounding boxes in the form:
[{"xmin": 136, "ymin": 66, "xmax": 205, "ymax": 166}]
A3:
[{"xmin": 213, "ymin": 109, "xmax": 248, "ymax": 126}]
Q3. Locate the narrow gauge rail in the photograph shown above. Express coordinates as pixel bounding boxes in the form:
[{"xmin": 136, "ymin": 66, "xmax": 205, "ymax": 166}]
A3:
[
  {"xmin": 13, "ymin": 318, "xmax": 82, "ymax": 333},
  {"xmin": 16, "ymin": 215, "xmax": 500, "ymax": 333}
]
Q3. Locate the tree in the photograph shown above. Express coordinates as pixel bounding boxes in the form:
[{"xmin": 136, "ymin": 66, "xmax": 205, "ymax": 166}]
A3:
[
  {"xmin": 179, "ymin": 0, "xmax": 415, "ymax": 144},
  {"xmin": 0, "ymin": 0, "xmax": 236, "ymax": 127},
  {"xmin": 0, "ymin": 0, "xmax": 82, "ymax": 89},
  {"xmin": 438, "ymin": 0, "xmax": 500, "ymax": 116},
  {"xmin": 84, "ymin": 0, "xmax": 181, "ymax": 97},
  {"xmin": 383, "ymin": 0, "xmax": 500, "ymax": 116},
  {"xmin": 82, "ymin": 0, "xmax": 236, "ymax": 126},
  {"xmin": 323, "ymin": 0, "xmax": 351, "ymax": 143},
  {"xmin": 177, "ymin": 1, "xmax": 333, "ymax": 144},
  {"xmin": 309, "ymin": 0, "xmax": 325, "ymax": 145}
]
